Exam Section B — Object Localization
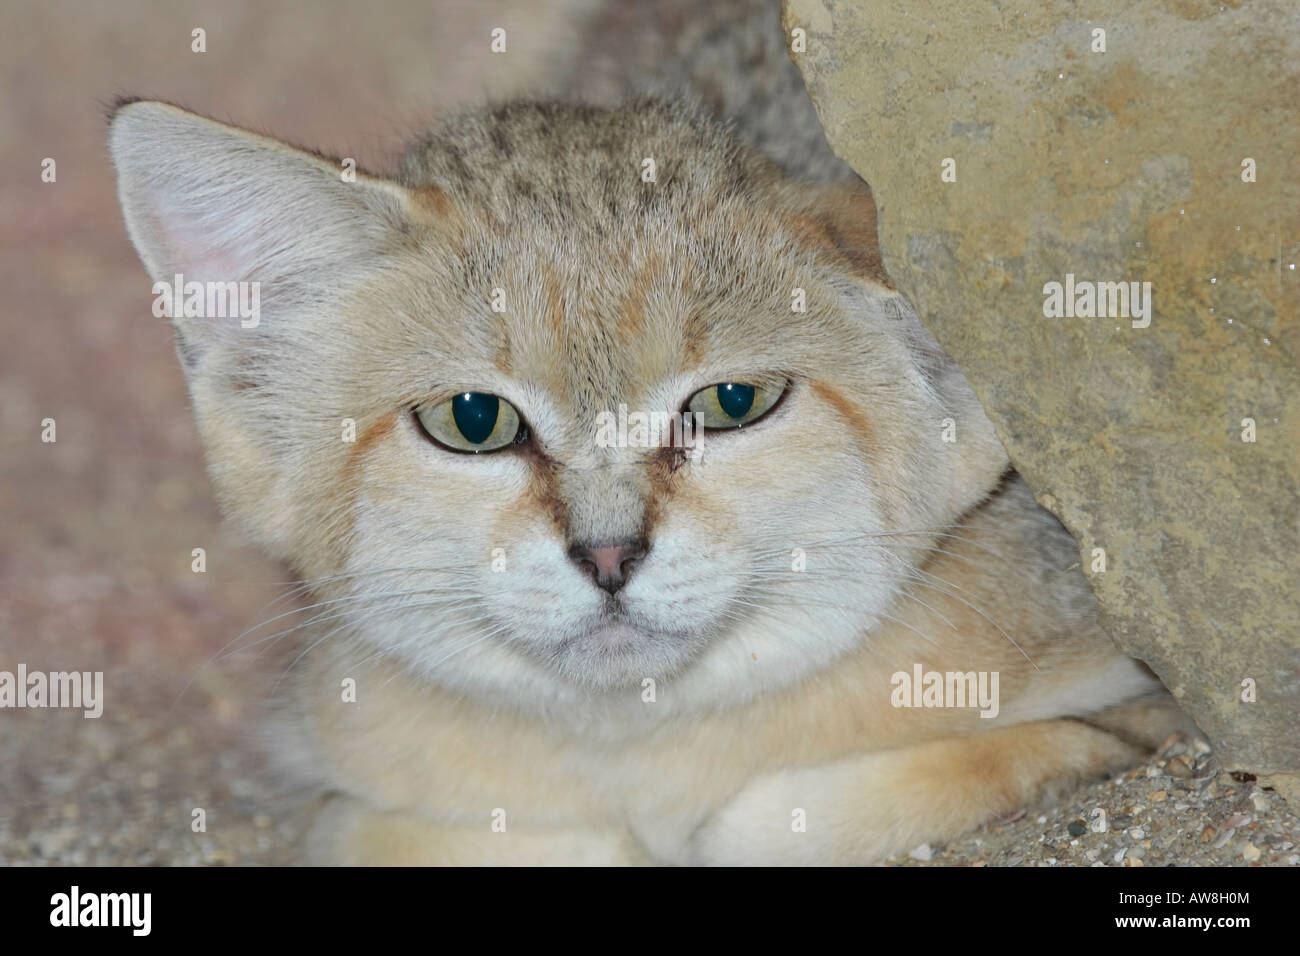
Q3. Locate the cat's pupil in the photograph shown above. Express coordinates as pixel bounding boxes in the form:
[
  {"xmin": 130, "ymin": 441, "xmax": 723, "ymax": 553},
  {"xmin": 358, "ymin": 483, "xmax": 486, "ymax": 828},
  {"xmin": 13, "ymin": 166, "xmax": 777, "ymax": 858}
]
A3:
[
  {"xmin": 717, "ymin": 383, "xmax": 755, "ymax": 419},
  {"xmin": 453, "ymin": 392, "xmax": 500, "ymax": 444}
]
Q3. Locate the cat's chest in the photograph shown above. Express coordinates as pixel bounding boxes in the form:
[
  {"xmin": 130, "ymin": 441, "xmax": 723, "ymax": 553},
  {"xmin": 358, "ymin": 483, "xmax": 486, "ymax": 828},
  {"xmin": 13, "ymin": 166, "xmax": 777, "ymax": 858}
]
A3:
[
  {"xmin": 298, "ymin": 651, "xmax": 837, "ymax": 854},
  {"xmin": 296, "ymin": 634, "xmax": 977, "ymax": 861}
]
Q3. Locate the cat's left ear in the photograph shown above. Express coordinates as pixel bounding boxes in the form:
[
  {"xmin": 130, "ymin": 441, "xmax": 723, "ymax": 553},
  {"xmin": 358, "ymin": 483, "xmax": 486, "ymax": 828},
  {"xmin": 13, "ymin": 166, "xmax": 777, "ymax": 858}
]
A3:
[
  {"xmin": 793, "ymin": 176, "xmax": 1011, "ymax": 517},
  {"xmin": 109, "ymin": 100, "xmax": 422, "ymax": 360},
  {"xmin": 780, "ymin": 176, "xmax": 892, "ymax": 289}
]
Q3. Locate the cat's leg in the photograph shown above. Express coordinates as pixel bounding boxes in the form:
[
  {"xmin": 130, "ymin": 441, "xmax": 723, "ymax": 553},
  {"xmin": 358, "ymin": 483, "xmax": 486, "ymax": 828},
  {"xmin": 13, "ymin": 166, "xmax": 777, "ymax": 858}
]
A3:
[
  {"xmin": 1077, "ymin": 690, "xmax": 1203, "ymax": 750},
  {"xmin": 305, "ymin": 794, "xmax": 651, "ymax": 866},
  {"xmin": 689, "ymin": 718, "xmax": 1146, "ymax": 865}
]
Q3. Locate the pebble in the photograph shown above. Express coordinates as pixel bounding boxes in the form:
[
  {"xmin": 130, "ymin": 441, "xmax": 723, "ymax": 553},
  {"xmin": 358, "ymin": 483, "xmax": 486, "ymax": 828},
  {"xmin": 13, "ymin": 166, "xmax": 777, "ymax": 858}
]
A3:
[
  {"xmin": 1165, "ymin": 755, "xmax": 1195, "ymax": 778},
  {"xmin": 1160, "ymin": 737, "xmax": 1188, "ymax": 758},
  {"xmin": 1213, "ymin": 828, "xmax": 1236, "ymax": 850},
  {"xmin": 1067, "ymin": 821, "xmax": 1087, "ymax": 837},
  {"xmin": 1241, "ymin": 843, "xmax": 1261, "ymax": 862},
  {"xmin": 909, "ymin": 843, "xmax": 933, "ymax": 862}
]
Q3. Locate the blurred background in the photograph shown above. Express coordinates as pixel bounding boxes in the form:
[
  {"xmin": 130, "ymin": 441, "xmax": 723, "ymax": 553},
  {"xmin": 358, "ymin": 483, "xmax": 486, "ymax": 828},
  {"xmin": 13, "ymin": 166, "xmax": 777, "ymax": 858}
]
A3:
[{"xmin": 0, "ymin": 0, "xmax": 583, "ymax": 864}]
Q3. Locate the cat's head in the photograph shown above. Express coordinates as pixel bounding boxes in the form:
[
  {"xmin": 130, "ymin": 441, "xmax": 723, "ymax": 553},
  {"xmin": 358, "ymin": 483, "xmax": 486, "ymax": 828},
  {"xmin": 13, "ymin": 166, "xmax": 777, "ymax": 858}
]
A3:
[{"xmin": 110, "ymin": 99, "xmax": 1007, "ymax": 715}]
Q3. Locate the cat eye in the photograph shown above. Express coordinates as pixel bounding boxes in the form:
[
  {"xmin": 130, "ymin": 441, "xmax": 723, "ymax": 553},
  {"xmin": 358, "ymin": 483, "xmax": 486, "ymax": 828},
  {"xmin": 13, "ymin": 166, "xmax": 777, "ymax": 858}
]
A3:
[
  {"xmin": 685, "ymin": 382, "xmax": 785, "ymax": 430},
  {"xmin": 414, "ymin": 392, "xmax": 528, "ymax": 453}
]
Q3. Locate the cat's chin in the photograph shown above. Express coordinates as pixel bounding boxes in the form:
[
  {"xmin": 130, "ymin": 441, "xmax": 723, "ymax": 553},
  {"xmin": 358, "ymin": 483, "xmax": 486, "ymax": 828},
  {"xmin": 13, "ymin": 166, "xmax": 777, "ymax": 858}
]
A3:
[
  {"xmin": 549, "ymin": 619, "xmax": 705, "ymax": 692},
  {"xmin": 584, "ymin": 621, "xmax": 652, "ymax": 648}
]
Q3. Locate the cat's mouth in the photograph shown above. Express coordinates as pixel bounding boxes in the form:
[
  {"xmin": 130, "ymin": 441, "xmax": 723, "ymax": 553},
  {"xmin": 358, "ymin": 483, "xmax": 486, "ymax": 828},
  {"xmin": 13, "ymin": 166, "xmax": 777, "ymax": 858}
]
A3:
[
  {"xmin": 545, "ymin": 610, "xmax": 708, "ymax": 690},
  {"xmin": 581, "ymin": 620, "xmax": 649, "ymax": 649}
]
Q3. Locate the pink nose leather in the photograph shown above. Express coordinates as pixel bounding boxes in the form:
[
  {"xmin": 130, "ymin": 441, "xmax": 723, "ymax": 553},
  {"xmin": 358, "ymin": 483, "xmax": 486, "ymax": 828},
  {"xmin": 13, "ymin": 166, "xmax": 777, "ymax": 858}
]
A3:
[
  {"xmin": 568, "ymin": 540, "xmax": 648, "ymax": 594},
  {"xmin": 588, "ymin": 546, "xmax": 629, "ymax": 580}
]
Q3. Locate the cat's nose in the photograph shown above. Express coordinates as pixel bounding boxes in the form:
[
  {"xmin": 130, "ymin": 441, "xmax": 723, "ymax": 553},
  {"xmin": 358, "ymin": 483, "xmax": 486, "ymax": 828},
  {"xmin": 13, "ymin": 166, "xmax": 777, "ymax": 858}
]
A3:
[{"xmin": 567, "ymin": 539, "xmax": 648, "ymax": 595}]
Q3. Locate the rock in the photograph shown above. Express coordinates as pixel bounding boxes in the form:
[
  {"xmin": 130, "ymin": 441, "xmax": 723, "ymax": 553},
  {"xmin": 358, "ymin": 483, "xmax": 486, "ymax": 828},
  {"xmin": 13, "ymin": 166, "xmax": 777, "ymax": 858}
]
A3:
[
  {"xmin": 909, "ymin": 842, "xmax": 934, "ymax": 861},
  {"xmin": 785, "ymin": 0, "xmax": 1300, "ymax": 801}
]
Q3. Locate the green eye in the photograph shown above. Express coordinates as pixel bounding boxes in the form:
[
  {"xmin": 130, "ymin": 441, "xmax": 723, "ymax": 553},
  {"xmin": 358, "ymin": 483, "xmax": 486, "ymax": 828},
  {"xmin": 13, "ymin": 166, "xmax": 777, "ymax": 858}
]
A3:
[
  {"xmin": 686, "ymin": 382, "xmax": 784, "ymax": 429},
  {"xmin": 414, "ymin": 392, "xmax": 526, "ymax": 453}
]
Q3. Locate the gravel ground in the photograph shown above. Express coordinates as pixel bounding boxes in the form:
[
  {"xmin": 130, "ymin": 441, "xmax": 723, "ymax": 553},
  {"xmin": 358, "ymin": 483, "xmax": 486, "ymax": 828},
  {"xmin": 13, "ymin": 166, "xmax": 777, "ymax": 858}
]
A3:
[
  {"xmin": 885, "ymin": 736, "xmax": 1300, "ymax": 868},
  {"xmin": 0, "ymin": 705, "xmax": 304, "ymax": 867}
]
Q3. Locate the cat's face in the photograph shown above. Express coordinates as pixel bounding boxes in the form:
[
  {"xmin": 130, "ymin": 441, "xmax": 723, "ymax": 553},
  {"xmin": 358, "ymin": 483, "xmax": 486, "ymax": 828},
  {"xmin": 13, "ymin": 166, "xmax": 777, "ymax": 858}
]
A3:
[{"xmin": 110, "ymin": 100, "xmax": 1007, "ymax": 714}]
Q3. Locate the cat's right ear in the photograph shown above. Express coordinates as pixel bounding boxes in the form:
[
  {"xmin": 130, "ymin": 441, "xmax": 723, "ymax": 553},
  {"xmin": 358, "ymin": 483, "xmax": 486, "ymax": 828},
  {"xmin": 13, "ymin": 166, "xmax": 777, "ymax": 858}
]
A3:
[{"xmin": 108, "ymin": 100, "xmax": 425, "ymax": 364}]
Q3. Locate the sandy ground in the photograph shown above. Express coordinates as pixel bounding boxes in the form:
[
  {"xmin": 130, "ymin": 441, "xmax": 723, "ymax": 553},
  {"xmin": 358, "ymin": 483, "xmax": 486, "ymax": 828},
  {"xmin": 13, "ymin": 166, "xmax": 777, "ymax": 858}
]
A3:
[{"xmin": 1, "ymin": 0, "xmax": 1295, "ymax": 866}]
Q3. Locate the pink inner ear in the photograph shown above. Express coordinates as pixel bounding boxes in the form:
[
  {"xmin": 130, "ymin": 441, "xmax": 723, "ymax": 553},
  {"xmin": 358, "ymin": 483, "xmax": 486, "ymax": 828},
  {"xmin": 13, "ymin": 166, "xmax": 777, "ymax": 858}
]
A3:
[{"xmin": 149, "ymin": 194, "xmax": 248, "ymax": 286}]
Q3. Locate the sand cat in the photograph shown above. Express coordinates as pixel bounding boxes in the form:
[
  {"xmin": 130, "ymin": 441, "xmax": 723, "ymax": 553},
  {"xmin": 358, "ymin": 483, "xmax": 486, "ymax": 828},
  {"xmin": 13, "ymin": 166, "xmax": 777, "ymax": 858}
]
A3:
[{"xmin": 109, "ymin": 0, "xmax": 1189, "ymax": 864}]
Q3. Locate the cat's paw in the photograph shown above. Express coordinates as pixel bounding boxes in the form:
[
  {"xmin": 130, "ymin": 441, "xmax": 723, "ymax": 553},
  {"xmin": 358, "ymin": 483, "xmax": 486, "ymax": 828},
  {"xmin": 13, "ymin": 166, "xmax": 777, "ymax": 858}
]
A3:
[
  {"xmin": 687, "ymin": 759, "xmax": 900, "ymax": 866},
  {"xmin": 307, "ymin": 793, "xmax": 650, "ymax": 865},
  {"xmin": 688, "ymin": 720, "xmax": 1143, "ymax": 866}
]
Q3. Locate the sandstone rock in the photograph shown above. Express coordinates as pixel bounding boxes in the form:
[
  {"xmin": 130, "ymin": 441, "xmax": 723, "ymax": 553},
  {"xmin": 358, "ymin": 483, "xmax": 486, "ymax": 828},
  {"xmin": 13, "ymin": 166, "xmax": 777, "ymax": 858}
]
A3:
[{"xmin": 785, "ymin": 0, "xmax": 1299, "ymax": 798}]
